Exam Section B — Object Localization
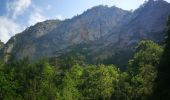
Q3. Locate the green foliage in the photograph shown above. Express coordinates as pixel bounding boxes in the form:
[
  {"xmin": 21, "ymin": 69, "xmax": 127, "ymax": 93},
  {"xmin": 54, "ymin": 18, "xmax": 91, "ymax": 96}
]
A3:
[
  {"xmin": 154, "ymin": 16, "xmax": 170, "ymax": 99},
  {"xmin": 0, "ymin": 40, "xmax": 164, "ymax": 100},
  {"xmin": 128, "ymin": 40, "xmax": 163, "ymax": 75},
  {"xmin": 113, "ymin": 72, "xmax": 131, "ymax": 100},
  {"xmin": 60, "ymin": 65, "xmax": 83, "ymax": 100},
  {"xmin": 127, "ymin": 40, "xmax": 163, "ymax": 100},
  {"xmin": 0, "ymin": 70, "xmax": 22, "ymax": 100},
  {"xmin": 0, "ymin": 58, "xmax": 59, "ymax": 100},
  {"xmin": 110, "ymin": 40, "xmax": 163, "ymax": 100},
  {"xmin": 102, "ymin": 49, "xmax": 134, "ymax": 70},
  {"xmin": 58, "ymin": 52, "xmax": 86, "ymax": 69},
  {"xmin": 82, "ymin": 65, "xmax": 120, "ymax": 99}
]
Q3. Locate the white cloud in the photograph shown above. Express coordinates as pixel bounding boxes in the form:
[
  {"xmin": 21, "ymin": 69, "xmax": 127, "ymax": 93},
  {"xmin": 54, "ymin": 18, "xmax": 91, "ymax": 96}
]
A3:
[
  {"xmin": 0, "ymin": 16, "xmax": 22, "ymax": 43},
  {"xmin": 166, "ymin": 0, "xmax": 170, "ymax": 2},
  {"xmin": 0, "ymin": 0, "xmax": 49, "ymax": 43},
  {"xmin": 0, "ymin": 0, "xmax": 31, "ymax": 43},
  {"xmin": 28, "ymin": 4, "xmax": 49, "ymax": 26},
  {"xmin": 55, "ymin": 15, "xmax": 65, "ymax": 20},
  {"xmin": 7, "ymin": 0, "xmax": 32, "ymax": 19},
  {"xmin": 0, "ymin": 0, "xmax": 32, "ymax": 43},
  {"xmin": 28, "ymin": 12, "xmax": 47, "ymax": 26}
]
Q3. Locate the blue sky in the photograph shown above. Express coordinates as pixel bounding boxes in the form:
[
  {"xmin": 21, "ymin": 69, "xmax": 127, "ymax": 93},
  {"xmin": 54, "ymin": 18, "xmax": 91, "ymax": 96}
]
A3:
[{"xmin": 0, "ymin": 0, "xmax": 170, "ymax": 43}]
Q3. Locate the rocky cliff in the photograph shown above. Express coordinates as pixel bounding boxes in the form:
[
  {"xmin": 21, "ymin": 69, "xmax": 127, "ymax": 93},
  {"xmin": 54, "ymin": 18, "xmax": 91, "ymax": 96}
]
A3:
[{"xmin": 1, "ymin": 0, "xmax": 170, "ymax": 61}]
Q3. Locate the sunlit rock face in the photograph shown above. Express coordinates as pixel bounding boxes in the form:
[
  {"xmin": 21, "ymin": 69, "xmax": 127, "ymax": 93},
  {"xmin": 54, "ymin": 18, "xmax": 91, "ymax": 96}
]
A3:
[{"xmin": 1, "ymin": 0, "xmax": 170, "ymax": 60}]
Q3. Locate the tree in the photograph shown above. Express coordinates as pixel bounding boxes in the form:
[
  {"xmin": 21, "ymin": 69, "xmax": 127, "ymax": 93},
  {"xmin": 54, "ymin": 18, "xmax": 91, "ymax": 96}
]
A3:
[
  {"xmin": 127, "ymin": 40, "xmax": 163, "ymax": 100},
  {"xmin": 1, "ymin": 58, "xmax": 59, "ymax": 100},
  {"xmin": 112, "ymin": 72, "xmax": 131, "ymax": 100},
  {"xmin": 82, "ymin": 65, "xmax": 120, "ymax": 100},
  {"xmin": 154, "ymin": 16, "xmax": 170, "ymax": 99},
  {"xmin": 0, "ymin": 59, "xmax": 22, "ymax": 99},
  {"xmin": 60, "ymin": 64, "xmax": 83, "ymax": 100},
  {"xmin": 58, "ymin": 52, "xmax": 85, "ymax": 69},
  {"xmin": 0, "ymin": 68, "xmax": 22, "ymax": 100}
]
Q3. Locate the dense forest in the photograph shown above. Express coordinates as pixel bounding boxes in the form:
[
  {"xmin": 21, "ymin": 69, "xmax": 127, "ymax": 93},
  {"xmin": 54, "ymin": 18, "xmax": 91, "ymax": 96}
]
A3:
[
  {"xmin": 1, "ymin": 0, "xmax": 170, "ymax": 100},
  {"xmin": 0, "ymin": 40, "xmax": 162, "ymax": 100},
  {"xmin": 0, "ymin": 17, "xmax": 168, "ymax": 100},
  {"xmin": 0, "ymin": 16, "xmax": 169, "ymax": 100}
]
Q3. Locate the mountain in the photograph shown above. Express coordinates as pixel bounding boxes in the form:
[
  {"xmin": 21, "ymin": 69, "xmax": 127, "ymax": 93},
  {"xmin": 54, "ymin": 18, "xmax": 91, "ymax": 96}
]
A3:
[
  {"xmin": 1, "ymin": 0, "xmax": 170, "ymax": 67},
  {"xmin": 1, "ymin": 5, "xmax": 130, "ymax": 59},
  {"xmin": 118, "ymin": 0, "xmax": 170, "ymax": 44},
  {"xmin": 100, "ymin": 0, "xmax": 170, "ymax": 46},
  {"xmin": 0, "ymin": 40, "xmax": 4, "ymax": 49}
]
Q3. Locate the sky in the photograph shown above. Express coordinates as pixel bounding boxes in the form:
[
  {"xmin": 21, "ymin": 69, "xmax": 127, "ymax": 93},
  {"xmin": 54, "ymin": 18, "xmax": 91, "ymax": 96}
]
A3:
[{"xmin": 0, "ymin": 0, "xmax": 170, "ymax": 43}]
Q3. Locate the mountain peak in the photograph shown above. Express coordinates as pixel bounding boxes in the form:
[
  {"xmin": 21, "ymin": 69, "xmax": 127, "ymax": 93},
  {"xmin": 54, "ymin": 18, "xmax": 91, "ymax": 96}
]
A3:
[
  {"xmin": 143, "ymin": 0, "xmax": 169, "ymax": 6},
  {"xmin": 91, "ymin": 5, "xmax": 109, "ymax": 9},
  {"xmin": 83, "ymin": 5, "xmax": 128, "ymax": 15},
  {"xmin": 134, "ymin": 0, "xmax": 170, "ymax": 15}
]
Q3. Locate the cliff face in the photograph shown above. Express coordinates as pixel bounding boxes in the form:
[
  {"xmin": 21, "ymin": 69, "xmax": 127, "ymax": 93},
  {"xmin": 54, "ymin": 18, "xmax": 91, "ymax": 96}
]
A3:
[
  {"xmin": 99, "ymin": 0, "xmax": 170, "ymax": 48},
  {"xmin": 119, "ymin": 0, "xmax": 170, "ymax": 44},
  {"xmin": 1, "ymin": 0, "xmax": 170, "ymax": 60},
  {"xmin": 0, "ymin": 40, "xmax": 4, "ymax": 49}
]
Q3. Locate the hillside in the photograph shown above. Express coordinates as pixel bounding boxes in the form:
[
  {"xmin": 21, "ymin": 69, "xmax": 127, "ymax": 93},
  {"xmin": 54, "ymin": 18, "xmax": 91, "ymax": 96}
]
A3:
[
  {"xmin": 0, "ymin": 40, "xmax": 4, "ymax": 49},
  {"xmin": 0, "ymin": 0, "xmax": 170, "ymax": 69}
]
